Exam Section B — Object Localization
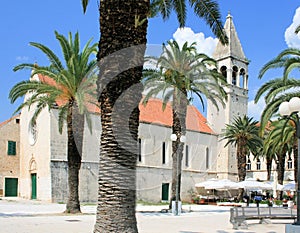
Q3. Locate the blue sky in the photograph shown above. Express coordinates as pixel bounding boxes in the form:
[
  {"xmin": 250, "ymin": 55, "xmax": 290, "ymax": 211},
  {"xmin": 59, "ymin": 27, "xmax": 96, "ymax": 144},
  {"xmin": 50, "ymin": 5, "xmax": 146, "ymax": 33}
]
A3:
[{"xmin": 1, "ymin": 1, "xmax": 300, "ymax": 123}]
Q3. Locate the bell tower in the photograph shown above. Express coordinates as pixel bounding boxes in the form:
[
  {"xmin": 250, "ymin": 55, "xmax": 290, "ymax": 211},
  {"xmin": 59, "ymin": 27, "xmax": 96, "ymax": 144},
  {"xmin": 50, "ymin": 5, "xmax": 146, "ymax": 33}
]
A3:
[{"xmin": 207, "ymin": 13, "xmax": 249, "ymax": 180}]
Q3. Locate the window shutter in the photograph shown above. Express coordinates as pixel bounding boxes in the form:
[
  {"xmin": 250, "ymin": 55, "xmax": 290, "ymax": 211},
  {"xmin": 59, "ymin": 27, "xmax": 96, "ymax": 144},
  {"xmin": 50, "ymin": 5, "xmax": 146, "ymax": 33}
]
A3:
[{"xmin": 7, "ymin": 141, "xmax": 16, "ymax": 155}]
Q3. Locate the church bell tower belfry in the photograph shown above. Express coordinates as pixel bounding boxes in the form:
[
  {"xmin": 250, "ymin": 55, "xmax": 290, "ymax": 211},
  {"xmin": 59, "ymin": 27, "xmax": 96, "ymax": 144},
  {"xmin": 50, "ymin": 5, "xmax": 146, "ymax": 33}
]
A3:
[{"xmin": 207, "ymin": 13, "xmax": 249, "ymax": 180}]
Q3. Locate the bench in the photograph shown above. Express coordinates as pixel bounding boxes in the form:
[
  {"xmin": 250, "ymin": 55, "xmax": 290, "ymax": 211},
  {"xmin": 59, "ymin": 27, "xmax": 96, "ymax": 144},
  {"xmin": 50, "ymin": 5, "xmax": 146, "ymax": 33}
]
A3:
[{"xmin": 230, "ymin": 206, "xmax": 297, "ymax": 229}]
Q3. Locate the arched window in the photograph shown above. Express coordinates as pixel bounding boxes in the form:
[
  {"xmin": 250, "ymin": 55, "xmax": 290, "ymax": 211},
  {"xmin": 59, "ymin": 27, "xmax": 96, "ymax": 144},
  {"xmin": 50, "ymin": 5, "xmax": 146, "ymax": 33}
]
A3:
[
  {"xmin": 246, "ymin": 155, "xmax": 251, "ymax": 170},
  {"xmin": 287, "ymin": 157, "xmax": 293, "ymax": 169},
  {"xmin": 232, "ymin": 66, "xmax": 238, "ymax": 85},
  {"xmin": 137, "ymin": 138, "xmax": 142, "ymax": 162},
  {"xmin": 239, "ymin": 68, "xmax": 245, "ymax": 88},
  {"xmin": 162, "ymin": 142, "xmax": 166, "ymax": 164},
  {"xmin": 185, "ymin": 145, "xmax": 189, "ymax": 167},
  {"xmin": 206, "ymin": 147, "xmax": 209, "ymax": 169},
  {"xmin": 256, "ymin": 159, "xmax": 261, "ymax": 170},
  {"xmin": 220, "ymin": 66, "xmax": 227, "ymax": 79}
]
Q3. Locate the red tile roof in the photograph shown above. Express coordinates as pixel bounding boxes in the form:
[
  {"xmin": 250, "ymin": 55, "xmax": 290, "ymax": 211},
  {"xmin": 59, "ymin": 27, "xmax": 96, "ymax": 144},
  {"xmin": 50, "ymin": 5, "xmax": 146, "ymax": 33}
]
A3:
[
  {"xmin": 139, "ymin": 98, "xmax": 215, "ymax": 134},
  {"xmin": 0, "ymin": 114, "xmax": 20, "ymax": 128},
  {"xmin": 35, "ymin": 74, "xmax": 214, "ymax": 134}
]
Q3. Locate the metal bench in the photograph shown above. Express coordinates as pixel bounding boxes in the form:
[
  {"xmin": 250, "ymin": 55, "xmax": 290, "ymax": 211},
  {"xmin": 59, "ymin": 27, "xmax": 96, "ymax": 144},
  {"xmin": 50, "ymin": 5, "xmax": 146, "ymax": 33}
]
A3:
[{"xmin": 230, "ymin": 206, "xmax": 297, "ymax": 229}]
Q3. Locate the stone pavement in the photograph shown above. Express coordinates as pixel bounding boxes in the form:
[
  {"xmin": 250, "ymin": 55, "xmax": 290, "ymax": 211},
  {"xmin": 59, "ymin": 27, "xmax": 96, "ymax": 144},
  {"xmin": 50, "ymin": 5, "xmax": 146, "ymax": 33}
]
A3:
[{"xmin": 0, "ymin": 198, "xmax": 293, "ymax": 233}]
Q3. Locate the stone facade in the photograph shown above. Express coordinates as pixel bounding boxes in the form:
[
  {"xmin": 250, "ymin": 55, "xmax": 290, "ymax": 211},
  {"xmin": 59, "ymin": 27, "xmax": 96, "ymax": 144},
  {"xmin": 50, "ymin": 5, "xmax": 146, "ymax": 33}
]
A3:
[
  {"xmin": 207, "ymin": 13, "xmax": 249, "ymax": 181},
  {"xmin": 2, "ymin": 13, "xmax": 295, "ymax": 204},
  {"xmin": 0, "ymin": 115, "xmax": 20, "ymax": 197}
]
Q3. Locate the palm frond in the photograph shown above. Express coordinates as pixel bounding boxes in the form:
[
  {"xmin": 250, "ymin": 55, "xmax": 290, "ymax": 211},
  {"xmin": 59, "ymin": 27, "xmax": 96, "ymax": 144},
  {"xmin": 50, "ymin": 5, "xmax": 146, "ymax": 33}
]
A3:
[
  {"xmin": 81, "ymin": 0, "xmax": 89, "ymax": 14},
  {"xmin": 189, "ymin": 0, "xmax": 227, "ymax": 45},
  {"xmin": 29, "ymin": 42, "xmax": 64, "ymax": 71}
]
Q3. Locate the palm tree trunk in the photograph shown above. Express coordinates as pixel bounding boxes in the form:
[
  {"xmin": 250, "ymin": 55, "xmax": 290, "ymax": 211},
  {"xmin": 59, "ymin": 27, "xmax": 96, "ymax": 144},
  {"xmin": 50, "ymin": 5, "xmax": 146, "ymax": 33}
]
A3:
[
  {"xmin": 236, "ymin": 142, "xmax": 247, "ymax": 201},
  {"xmin": 65, "ymin": 103, "xmax": 83, "ymax": 213},
  {"xmin": 293, "ymin": 140, "xmax": 298, "ymax": 183},
  {"xmin": 266, "ymin": 157, "xmax": 272, "ymax": 181},
  {"xmin": 94, "ymin": 1, "xmax": 149, "ymax": 232},
  {"xmin": 277, "ymin": 147, "xmax": 287, "ymax": 199},
  {"xmin": 169, "ymin": 92, "xmax": 187, "ymax": 210}
]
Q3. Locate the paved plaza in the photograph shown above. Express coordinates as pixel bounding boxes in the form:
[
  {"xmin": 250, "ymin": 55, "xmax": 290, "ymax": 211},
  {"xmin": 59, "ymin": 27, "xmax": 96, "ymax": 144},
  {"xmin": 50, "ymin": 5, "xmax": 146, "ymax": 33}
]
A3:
[{"xmin": 0, "ymin": 198, "xmax": 293, "ymax": 233}]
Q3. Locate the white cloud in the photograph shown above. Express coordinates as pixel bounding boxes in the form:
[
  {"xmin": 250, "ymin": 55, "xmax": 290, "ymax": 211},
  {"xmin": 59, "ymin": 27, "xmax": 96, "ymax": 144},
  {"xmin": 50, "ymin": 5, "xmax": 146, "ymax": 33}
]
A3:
[
  {"xmin": 172, "ymin": 27, "xmax": 218, "ymax": 56},
  {"xmin": 16, "ymin": 56, "xmax": 29, "ymax": 61},
  {"xmin": 285, "ymin": 7, "xmax": 300, "ymax": 48},
  {"xmin": 248, "ymin": 98, "xmax": 266, "ymax": 121}
]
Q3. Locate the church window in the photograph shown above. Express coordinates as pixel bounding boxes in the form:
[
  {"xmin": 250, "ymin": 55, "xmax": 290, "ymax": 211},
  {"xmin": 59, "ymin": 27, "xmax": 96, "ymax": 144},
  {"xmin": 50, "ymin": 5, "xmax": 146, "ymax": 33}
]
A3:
[
  {"xmin": 239, "ymin": 68, "xmax": 246, "ymax": 88},
  {"xmin": 162, "ymin": 142, "xmax": 166, "ymax": 164},
  {"xmin": 232, "ymin": 66, "xmax": 238, "ymax": 85},
  {"xmin": 185, "ymin": 145, "xmax": 189, "ymax": 167},
  {"xmin": 287, "ymin": 157, "xmax": 293, "ymax": 169},
  {"xmin": 7, "ymin": 141, "xmax": 16, "ymax": 155},
  {"xmin": 206, "ymin": 147, "xmax": 209, "ymax": 169},
  {"xmin": 256, "ymin": 159, "xmax": 261, "ymax": 170},
  {"xmin": 137, "ymin": 138, "xmax": 142, "ymax": 162},
  {"xmin": 246, "ymin": 156, "xmax": 251, "ymax": 170},
  {"xmin": 220, "ymin": 66, "xmax": 227, "ymax": 79}
]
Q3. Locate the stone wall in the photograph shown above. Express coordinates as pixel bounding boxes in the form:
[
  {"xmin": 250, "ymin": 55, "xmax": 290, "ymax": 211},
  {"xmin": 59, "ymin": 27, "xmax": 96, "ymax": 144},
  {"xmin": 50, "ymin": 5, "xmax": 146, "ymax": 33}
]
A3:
[
  {"xmin": 0, "ymin": 115, "xmax": 20, "ymax": 196},
  {"xmin": 50, "ymin": 161, "xmax": 98, "ymax": 203}
]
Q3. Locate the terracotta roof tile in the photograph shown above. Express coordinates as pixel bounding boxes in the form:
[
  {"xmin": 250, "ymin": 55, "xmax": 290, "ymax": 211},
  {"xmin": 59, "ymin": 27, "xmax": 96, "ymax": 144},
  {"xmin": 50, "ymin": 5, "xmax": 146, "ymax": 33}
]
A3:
[
  {"xmin": 35, "ymin": 74, "xmax": 214, "ymax": 134},
  {"xmin": 0, "ymin": 114, "xmax": 20, "ymax": 128},
  {"xmin": 139, "ymin": 98, "xmax": 215, "ymax": 134}
]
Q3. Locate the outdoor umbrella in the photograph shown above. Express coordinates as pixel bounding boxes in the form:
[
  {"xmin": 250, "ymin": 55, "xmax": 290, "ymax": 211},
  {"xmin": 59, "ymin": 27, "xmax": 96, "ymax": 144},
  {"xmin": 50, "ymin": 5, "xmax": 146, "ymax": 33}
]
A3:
[
  {"xmin": 237, "ymin": 178, "xmax": 273, "ymax": 190},
  {"xmin": 204, "ymin": 179, "xmax": 239, "ymax": 190},
  {"xmin": 283, "ymin": 181, "xmax": 296, "ymax": 191},
  {"xmin": 195, "ymin": 178, "xmax": 219, "ymax": 188}
]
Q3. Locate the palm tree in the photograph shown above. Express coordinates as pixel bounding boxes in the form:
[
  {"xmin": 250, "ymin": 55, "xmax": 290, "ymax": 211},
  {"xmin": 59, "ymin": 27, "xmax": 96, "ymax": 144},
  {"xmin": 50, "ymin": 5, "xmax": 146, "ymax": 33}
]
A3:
[
  {"xmin": 9, "ymin": 31, "xmax": 97, "ymax": 213},
  {"xmin": 258, "ymin": 48, "xmax": 300, "ymax": 82},
  {"xmin": 255, "ymin": 78, "xmax": 300, "ymax": 134},
  {"xmin": 254, "ymin": 77, "xmax": 300, "ymax": 183},
  {"xmin": 82, "ymin": 1, "xmax": 227, "ymax": 232},
  {"xmin": 255, "ymin": 36, "xmax": 300, "ymax": 184},
  {"xmin": 221, "ymin": 115, "xmax": 263, "ymax": 200},
  {"xmin": 263, "ymin": 120, "xmax": 291, "ymax": 182},
  {"xmin": 143, "ymin": 40, "xmax": 227, "ymax": 208}
]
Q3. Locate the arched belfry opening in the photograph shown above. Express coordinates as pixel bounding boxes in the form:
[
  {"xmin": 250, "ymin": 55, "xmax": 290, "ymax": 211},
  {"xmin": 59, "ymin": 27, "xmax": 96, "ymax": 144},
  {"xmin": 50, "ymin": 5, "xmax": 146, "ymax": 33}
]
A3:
[
  {"xmin": 239, "ymin": 68, "xmax": 246, "ymax": 89},
  {"xmin": 232, "ymin": 66, "xmax": 238, "ymax": 86},
  {"xmin": 220, "ymin": 66, "xmax": 227, "ymax": 79}
]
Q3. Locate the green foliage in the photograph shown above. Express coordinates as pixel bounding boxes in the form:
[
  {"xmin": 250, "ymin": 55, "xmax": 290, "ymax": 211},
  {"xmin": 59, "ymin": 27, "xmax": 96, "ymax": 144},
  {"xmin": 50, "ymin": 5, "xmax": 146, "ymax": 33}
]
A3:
[
  {"xmin": 82, "ymin": 0, "xmax": 89, "ymax": 14},
  {"xmin": 221, "ymin": 115, "xmax": 263, "ymax": 181},
  {"xmin": 9, "ymin": 31, "xmax": 98, "ymax": 133},
  {"xmin": 274, "ymin": 200, "xmax": 283, "ymax": 206},
  {"xmin": 254, "ymin": 78, "xmax": 300, "ymax": 135},
  {"xmin": 150, "ymin": 0, "xmax": 228, "ymax": 45},
  {"xmin": 222, "ymin": 115, "xmax": 263, "ymax": 156},
  {"xmin": 143, "ymin": 40, "xmax": 227, "ymax": 112},
  {"xmin": 255, "ymin": 46, "xmax": 300, "ymax": 134}
]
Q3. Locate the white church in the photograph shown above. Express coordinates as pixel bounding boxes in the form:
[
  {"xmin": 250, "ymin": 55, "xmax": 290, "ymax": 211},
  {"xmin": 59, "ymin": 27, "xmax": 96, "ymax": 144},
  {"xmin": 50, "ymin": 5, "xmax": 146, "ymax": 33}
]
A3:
[{"xmin": 0, "ymin": 13, "xmax": 294, "ymax": 203}]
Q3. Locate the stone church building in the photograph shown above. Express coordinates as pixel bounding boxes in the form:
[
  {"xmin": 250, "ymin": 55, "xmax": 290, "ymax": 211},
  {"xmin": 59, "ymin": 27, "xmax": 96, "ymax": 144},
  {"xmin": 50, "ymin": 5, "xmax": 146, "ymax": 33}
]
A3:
[{"xmin": 0, "ymin": 14, "xmax": 294, "ymax": 202}]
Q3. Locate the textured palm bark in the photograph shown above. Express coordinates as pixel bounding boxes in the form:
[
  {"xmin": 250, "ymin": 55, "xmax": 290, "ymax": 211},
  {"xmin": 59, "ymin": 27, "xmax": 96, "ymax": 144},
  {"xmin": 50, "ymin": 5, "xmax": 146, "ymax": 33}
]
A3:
[
  {"xmin": 293, "ymin": 140, "xmax": 298, "ymax": 183},
  {"xmin": 65, "ymin": 103, "xmax": 83, "ymax": 213},
  {"xmin": 169, "ymin": 92, "xmax": 187, "ymax": 209},
  {"xmin": 277, "ymin": 147, "xmax": 287, "ymax": 199},
  {"xmin": 266, "ymin": 157, "xmax": 272, "ymax": 181},
  {"xmin": 94, "ymin": 1, "xmax": 149, "ymax": 232},
  {"xmin": 236, "ymin": 140, "xmax": 247, "ymax": 201}
]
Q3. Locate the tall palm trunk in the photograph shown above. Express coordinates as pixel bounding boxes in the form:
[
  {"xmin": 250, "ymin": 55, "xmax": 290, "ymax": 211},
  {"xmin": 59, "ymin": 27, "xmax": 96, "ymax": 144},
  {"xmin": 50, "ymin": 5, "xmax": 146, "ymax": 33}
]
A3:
[
  {"xmin": 169, "ymin": 91, "xmax": 187, "ymax": 209},
  {"xmin": 293, "ymin": 137, "xmax": 298, "ymax": 183},
  {"xmin": 65, "ymin": 103, "xmax": 84, "ymax": 213},
  {"xmin": 277, "ymin": 150, "xmax": 287, "ymax": 185},
  {"xmin": 277, "ymin": 146, "xmax": 287, "ymax": 199},
  {"xmin": 236, "ymin": 140, "xmax": 247, "ymax": 200},
  {"xmin": 266, "ymin": 156, "xmax": 272, "ymax": 181},
  {"xmin": 94, "ymin": 1, "xmax": 149, "ymax": 232}
]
